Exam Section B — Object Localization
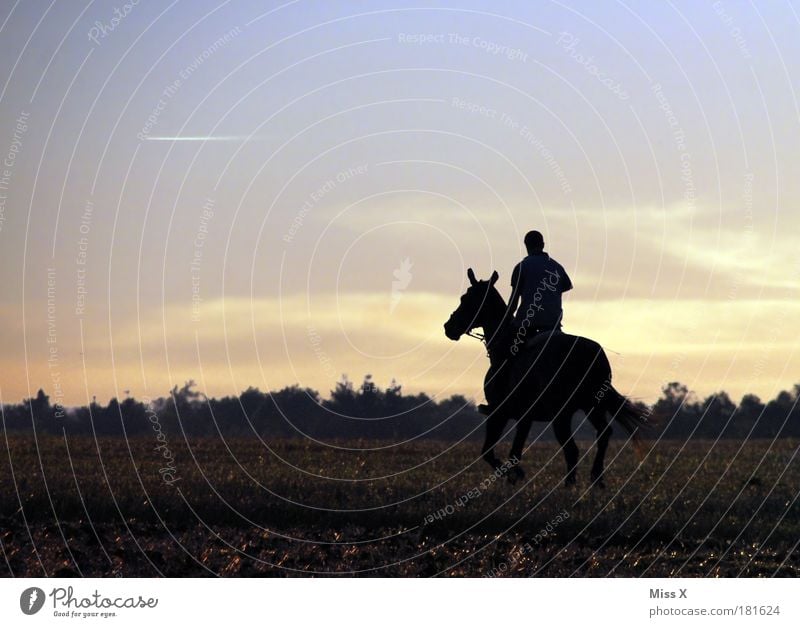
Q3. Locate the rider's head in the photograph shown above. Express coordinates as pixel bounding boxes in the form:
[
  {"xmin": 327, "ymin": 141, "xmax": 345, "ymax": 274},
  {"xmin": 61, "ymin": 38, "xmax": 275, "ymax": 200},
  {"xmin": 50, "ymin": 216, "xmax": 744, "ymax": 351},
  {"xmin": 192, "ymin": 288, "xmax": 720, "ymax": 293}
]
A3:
[{"xmin": 524, "ymin": 230, "xmax": 545, "ymax": 254}]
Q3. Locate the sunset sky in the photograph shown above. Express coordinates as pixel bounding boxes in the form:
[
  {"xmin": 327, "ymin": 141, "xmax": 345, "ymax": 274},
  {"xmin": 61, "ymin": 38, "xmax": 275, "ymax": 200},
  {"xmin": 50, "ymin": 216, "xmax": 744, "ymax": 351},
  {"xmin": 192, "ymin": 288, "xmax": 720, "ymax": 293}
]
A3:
[{"xmin": 1, "ymin": 0, "xmax": 799, "ymax": 408}]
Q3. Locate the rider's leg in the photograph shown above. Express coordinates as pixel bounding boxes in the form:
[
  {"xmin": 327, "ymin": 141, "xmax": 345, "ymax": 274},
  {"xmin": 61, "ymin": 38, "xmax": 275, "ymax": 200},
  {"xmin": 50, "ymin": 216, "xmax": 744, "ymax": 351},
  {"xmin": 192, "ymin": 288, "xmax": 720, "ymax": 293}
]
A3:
[{"xmin": 479, "ymin": 361, "xmax": 506, "ymax": 415}]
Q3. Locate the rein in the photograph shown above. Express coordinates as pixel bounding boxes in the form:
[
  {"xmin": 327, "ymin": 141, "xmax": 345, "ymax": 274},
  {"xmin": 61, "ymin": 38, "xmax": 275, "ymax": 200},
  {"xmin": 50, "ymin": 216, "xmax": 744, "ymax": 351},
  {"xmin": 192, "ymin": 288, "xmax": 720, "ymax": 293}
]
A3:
[
  {"xmin": 465, "ymin": 329, "xmax": 488, "ymax": 357},
  {"xmin": 467, "ymin": 323, "xmax": 511, "ymax": 362}
]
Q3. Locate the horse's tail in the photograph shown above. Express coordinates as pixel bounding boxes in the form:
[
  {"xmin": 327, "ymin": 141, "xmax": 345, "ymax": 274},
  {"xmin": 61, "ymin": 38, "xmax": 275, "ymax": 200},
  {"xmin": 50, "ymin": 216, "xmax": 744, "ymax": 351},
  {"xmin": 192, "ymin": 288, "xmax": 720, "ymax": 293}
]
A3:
[{"xmin": 603, "ymin": 386, "xmax": 648, "ymax": 461}]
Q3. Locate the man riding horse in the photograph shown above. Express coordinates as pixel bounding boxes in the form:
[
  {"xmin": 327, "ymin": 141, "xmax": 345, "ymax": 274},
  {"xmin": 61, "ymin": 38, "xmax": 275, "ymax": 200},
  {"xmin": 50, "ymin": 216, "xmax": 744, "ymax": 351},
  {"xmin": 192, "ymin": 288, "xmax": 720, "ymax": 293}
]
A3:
[
  {"xmin": 443, "ymin": 253, "xmax": 644, "ymax": 487},
  {"xmin": 481, "ymin": 230, "xmax": 573, "ymax": 416}
]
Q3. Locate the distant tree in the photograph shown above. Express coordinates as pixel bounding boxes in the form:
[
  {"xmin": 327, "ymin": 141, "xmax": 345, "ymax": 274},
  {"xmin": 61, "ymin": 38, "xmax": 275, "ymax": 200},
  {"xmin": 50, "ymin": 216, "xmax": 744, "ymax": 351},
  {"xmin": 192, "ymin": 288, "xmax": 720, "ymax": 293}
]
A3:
[
  {"xmin": 30, "ymin": 388, "xmax": 50, "ymax": 415},
  {"xmin": 696, "ymin": 391, "xmax": 737, "ymax": 438},
  {"xmin": 119, "ymin": 397, "xmax": 148, "ymax": 435},
  {"xmin": 266, "ymin": 385, "xmax": 324, "ymax": 438},
  {"xmin": 761, "ymin": 387, "xmax": 800, "ymax": 437},
  {"xmin": 356, "ymin": 374, "xmax": 382, "ymax": 417},
  {"xmin": 27, "ymin": 389, "xmax": 55, "ymax": 433},
  {"xmin": 157, "ymin": 380, "xmax": 203, "ymax": 434},
  {"xmin": 4, "ymin": 378, "xmax": 800, "ymax": 441},
  {"xmin": 654, "ymin": 382, "xmax": 701, "ymax": 439},
  {"xmin": 327, "ymin": 375, "xmax": 359, "ymax": 416},
  {"xmin": 723, "ymin": 393, "xmax": 760, "ymax": 438}
]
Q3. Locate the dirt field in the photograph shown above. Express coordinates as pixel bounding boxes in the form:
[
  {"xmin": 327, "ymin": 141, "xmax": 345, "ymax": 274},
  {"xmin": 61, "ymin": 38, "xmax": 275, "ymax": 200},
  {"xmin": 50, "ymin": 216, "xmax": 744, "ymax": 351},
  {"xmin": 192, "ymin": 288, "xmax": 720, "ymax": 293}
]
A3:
[{"xmin": 1, "ymin": 435, "xmax": 798, "ymax": 576}]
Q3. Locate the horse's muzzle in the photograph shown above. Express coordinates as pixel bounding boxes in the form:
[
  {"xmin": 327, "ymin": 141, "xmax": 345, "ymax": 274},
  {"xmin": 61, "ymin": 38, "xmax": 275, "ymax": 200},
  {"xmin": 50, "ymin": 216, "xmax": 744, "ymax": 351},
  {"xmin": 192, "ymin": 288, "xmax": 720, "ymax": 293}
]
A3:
[{"xmin": 443, "ymin": 318, "xmax": 461, "ymax": 341}]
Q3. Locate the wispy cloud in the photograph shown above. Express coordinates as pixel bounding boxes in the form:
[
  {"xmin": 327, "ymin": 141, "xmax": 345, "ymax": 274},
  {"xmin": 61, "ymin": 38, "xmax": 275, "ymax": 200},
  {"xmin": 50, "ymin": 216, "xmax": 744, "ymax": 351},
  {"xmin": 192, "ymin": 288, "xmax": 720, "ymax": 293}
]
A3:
[{"xmin": 143, "ymin": 135, "xmax": 267, "ymax": 142}]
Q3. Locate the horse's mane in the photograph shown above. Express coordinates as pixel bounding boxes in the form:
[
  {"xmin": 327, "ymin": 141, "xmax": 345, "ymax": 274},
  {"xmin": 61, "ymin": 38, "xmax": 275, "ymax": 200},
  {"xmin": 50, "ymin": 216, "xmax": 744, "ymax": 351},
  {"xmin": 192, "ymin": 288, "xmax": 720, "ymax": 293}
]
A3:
[
  {"xmin": 485, "ymin": 283, "xmax": 507, "ymax": 307},
  {"xmin": 480, "ymin": 283, "xmax": 515, "ymax": 355}
]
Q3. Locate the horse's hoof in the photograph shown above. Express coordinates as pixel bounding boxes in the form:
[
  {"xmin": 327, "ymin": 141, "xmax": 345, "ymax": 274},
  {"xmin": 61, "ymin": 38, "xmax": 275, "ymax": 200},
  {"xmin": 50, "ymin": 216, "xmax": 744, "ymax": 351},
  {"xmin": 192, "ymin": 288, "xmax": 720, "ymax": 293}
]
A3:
[
  {"xmin": 564, "ymin": 477, "xmax": 577, "ymax": 488},
  {"xmin": 506, "ymin": 466, "xmax": 525, "ymax": 485},
  {"xmin": 591, "ymin": 478, "xmax": 606, "ymax": 490},
  {"xmin": 484, "ymin": 457, "xmax": 502, "ymax": 472}
]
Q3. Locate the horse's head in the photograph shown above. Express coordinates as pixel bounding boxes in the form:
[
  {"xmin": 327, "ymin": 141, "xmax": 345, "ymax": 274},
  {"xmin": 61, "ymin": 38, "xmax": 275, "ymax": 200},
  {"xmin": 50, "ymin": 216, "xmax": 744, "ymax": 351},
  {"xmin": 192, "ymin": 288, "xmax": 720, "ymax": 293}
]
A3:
[{"xmin": 443, "ymin": 268, "xmax": 500, "ymax": 341}]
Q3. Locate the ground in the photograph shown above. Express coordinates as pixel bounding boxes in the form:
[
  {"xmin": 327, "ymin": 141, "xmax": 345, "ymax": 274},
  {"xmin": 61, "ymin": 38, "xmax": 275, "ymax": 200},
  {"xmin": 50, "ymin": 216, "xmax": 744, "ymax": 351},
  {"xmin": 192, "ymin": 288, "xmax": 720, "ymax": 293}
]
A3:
[{"xmin": 1, "ymin": 435, "xmax": 798, "ymax": 576}]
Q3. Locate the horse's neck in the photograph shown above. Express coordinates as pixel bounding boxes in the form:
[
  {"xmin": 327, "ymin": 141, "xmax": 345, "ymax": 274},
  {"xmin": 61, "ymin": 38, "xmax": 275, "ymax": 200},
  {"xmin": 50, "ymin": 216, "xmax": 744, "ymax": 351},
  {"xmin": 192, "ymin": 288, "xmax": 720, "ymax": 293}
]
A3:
[{"xmin": 482, "ymin": 291, "xmax": 512, "ymax": 361}]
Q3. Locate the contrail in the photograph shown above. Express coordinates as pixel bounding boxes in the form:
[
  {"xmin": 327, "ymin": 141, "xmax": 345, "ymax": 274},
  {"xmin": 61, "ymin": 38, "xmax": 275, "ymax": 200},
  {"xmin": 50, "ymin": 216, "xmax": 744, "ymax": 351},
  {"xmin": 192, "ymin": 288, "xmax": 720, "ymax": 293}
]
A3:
[{"xmin": 143, "ymin": 135, "xmax": 261, "ymax": 142}]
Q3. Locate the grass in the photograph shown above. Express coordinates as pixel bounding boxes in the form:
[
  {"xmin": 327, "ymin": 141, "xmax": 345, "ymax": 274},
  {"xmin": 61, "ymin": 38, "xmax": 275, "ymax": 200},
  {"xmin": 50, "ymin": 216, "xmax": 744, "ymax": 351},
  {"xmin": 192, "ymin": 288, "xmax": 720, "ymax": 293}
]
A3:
[{"xmin": 1, "ymin": 433, "xmax": 798, "ymax": 576}]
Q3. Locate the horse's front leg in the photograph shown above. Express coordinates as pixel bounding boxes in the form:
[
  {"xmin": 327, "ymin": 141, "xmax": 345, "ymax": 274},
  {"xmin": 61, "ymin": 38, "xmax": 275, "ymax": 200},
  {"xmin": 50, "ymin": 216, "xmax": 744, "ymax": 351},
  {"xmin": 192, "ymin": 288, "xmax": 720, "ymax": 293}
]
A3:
[
  {"xmin": 553, "ymin": 415, "xmax": 579, "ymax": 487},
  {"xmin": 506, "ymin": 415, "xmax": 533, "ymax": 484},
  {"xmin": 481, "ymin": 412, "xmax": 508, "ymax": 471}
]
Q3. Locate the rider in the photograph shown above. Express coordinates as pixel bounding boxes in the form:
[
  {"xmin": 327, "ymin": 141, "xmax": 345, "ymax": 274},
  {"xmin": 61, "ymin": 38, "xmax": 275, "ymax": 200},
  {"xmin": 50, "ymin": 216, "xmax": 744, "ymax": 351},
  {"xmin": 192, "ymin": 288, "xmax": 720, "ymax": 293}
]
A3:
[
  {"xmin": 479, "ymin": 230, "xmax": 573, "ymax": 415},
  {"xmin": 509, "ymin": 230, "xmax": 573, "ymax": 338}
]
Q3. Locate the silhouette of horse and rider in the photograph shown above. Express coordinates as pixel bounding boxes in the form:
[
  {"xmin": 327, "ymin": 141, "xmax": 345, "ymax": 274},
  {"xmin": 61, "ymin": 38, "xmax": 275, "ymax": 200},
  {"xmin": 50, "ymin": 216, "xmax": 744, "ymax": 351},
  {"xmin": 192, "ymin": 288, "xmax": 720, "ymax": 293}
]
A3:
[{"xmin": 444, "ymin": 230, "xmax": 645, "ymax": 488}]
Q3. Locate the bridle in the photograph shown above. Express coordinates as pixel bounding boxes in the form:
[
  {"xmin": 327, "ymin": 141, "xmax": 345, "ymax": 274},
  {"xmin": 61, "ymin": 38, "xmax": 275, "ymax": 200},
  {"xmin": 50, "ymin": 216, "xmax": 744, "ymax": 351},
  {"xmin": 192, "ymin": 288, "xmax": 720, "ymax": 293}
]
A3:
[
  {"xmin": 458, "ymin": 292, "xmax": 506, "ymax": 358},
  {"xmin": 465, "ymin": 328, "xmax": 489, "ymax": 358}
]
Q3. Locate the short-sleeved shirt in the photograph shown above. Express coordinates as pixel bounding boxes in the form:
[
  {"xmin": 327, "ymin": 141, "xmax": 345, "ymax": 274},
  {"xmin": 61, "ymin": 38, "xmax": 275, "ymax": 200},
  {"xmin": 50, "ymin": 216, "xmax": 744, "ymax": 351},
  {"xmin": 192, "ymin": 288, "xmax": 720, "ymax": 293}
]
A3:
[{"xmin": 510, "ymin": 252, "xmax": 573, "ymax": 329}]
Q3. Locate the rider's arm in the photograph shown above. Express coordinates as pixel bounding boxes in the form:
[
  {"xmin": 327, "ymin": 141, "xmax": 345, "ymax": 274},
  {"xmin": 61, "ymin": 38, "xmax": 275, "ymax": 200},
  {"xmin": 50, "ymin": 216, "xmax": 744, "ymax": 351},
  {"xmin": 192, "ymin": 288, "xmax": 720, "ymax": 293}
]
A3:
[
  {"xmin": 509, "ymin": 264, "xmax": 522, "ymax": 314},
  {"xmin": 561, "ymin": 266, "xmax": 574, "ymax": 293}
]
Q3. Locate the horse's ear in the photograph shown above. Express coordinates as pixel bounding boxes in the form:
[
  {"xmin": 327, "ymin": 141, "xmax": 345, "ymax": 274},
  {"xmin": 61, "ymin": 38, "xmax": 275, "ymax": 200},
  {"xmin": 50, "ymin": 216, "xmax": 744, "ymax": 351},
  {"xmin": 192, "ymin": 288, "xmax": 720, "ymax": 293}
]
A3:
[
  {"xmin": 489, "ymin": 271, "xmax": 499, "ymax": 286},
  {"xmin": 467, "ymin": 268, "xmax": 477, "ymax": 286}
]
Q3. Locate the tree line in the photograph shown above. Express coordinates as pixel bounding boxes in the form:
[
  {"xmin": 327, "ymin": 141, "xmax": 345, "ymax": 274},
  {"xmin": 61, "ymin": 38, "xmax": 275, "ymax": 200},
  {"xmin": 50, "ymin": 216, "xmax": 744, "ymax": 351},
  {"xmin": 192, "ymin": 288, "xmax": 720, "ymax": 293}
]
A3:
[{"xmin": 2, "ymin": 376, "xmax": 799, "ymax": 441}]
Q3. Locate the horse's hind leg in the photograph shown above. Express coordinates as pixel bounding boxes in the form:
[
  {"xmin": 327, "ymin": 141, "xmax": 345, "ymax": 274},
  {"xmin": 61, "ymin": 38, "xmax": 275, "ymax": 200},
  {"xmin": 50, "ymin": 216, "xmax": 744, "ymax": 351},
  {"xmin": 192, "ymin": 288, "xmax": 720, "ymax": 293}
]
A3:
[
  {"xmin": 552, "ymin": 416, "xmax": 579, "ymax": 487},
  {"xmin": 587, "ymin": 409, "xmax": 612, "ymax": 488}
]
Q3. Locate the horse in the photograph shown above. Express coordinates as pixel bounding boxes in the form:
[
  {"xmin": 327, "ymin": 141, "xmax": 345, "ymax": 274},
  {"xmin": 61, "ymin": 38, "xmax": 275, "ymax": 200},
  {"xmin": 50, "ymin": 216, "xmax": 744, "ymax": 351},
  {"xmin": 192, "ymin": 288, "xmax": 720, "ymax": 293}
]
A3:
[{"xmin": 443, "ymin": 268, "xmax": 646, "ymax": 488}]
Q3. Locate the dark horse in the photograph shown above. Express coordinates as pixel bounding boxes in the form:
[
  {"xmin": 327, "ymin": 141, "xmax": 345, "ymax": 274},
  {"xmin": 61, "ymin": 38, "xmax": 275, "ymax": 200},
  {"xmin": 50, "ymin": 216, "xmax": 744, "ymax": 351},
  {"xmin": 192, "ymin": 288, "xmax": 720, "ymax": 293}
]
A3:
[{"xmin": 443, "ymin": 268, "xmax": 645, "ymax": 488}]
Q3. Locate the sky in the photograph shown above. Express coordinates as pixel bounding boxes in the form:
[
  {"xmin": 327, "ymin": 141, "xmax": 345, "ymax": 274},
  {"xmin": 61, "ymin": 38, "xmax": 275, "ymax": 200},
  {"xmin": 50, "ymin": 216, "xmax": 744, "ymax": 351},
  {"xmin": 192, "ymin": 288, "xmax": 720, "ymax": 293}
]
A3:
[{"xmin": 1, "ymin": 0, "xmax": 799, "ymax": 407}]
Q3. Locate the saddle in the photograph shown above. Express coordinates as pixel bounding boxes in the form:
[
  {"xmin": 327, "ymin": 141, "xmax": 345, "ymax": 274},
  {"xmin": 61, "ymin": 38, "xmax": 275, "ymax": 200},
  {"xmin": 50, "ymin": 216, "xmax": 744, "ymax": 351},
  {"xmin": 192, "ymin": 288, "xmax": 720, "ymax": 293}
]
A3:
[{"xmin": 509, "ymin": 326, "xmax": 562, "ymax": 357}]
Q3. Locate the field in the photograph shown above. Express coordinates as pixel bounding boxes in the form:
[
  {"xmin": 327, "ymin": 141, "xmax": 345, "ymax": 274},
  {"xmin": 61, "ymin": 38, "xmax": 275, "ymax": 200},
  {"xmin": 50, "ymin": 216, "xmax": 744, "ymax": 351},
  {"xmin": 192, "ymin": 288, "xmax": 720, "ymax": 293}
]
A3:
[{"xmin": 1, "ymin": 434, "xmax": 798, "ymax": 576}]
